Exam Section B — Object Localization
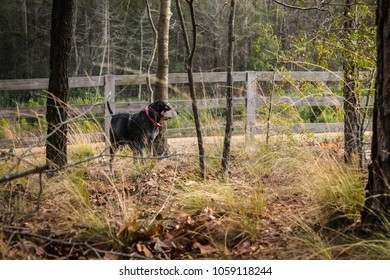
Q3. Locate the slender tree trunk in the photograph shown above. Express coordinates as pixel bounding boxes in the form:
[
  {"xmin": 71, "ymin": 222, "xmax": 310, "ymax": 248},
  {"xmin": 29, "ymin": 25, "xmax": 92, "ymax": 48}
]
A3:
[
  {"xmin": 22, "ymin": 0, "xmax": 28, "ymax": 36},
  {"xmin": 155, "ymin": 0, "xmax": 171, "ymax": 100},
  {"xmin": 145, "ymin": 0, "xmax": 158, "ymax": 101},
  {"xmin": 46, "ymin": 0, "xmax": 74, "ymax": 168},
  {"xmin": 73, "ymin": 1, "xmax": 80, "ymax": 76},
  {"xmin": 102, "ymin": 0, "xmax": 110, "ymax": 74},
  {"xmin": 139, "ymin": 10, "xmax": 145, "ymax": 100},
  {"xmin": 361, "ymin": 0, "xmax": 390, "ymax": 227},
  {"xmin": 176, "ymin": 0, "xmax": 205, "ymax": 179},
  {"xmin": 343, "ymin": 0, "xmax": 363, "ymax": 166},
  {"xmin": 153, "ymin": 0, "xmax": 172, "ymax": 156},
  {"xmin": 222, "ymin": 0, "xmax": 236, "ymax": 175}
]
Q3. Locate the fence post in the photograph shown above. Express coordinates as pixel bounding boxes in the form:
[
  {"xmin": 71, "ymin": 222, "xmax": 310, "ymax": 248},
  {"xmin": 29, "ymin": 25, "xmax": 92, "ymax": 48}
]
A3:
[
  {"xmin": 246, "ymin": 71, "xmax": 257, "ymax": 141},
  {"xmin": 104, "ymin": 75, "xmax": 115, "ymax": 149}
]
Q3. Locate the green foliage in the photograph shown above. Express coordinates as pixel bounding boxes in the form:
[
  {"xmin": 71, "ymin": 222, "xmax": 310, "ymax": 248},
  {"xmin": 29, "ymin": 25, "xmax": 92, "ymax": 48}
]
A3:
[
  {"xmin": 0, "ymin": 118, "xmax": 9, "ymax": 138},
  {"xmin": 68, "ymin": 166, "xmax": 90, "ymax": 206},
  {"xmin": 69, "ymin": 89, "xmax": 104, "ymax": 105},
  {"xmin": 69, "ymin": 144, "xmax": 96, "ymax": 162},
  {"xmin": 252, "ymin": 23, "xmax": 279, "ymax": 70},
  {"xmin": 298, "ymin": 106, "xmax": 343, "ymax": 123}
]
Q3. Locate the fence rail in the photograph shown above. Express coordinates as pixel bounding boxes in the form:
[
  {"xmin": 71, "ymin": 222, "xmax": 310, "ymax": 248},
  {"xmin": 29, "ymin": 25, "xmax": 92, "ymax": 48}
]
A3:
[
  {"xmin": 0, "ymin": 71, "xmax": 373, "ymax": 148},
  {"xmin": 0, "ymin": 71, "xmax": 348, "ymax": 91}
]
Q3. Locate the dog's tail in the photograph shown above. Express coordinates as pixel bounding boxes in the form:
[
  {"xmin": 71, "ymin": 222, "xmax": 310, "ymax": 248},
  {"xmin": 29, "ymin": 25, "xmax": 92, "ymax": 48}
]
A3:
[
  {"xmin": 106, "ymin": 91, "xmax": 114, "ymax": 115},
  {"xmin": 106, "ymin": 101, "xmax": 114, "ymax": 115}
]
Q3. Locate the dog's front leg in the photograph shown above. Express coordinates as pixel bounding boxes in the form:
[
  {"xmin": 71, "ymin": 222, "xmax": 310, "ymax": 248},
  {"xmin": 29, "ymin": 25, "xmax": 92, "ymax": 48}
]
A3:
[{"xmin": 146, "ymin": 142, "xmax": 153, "ymax": 158}]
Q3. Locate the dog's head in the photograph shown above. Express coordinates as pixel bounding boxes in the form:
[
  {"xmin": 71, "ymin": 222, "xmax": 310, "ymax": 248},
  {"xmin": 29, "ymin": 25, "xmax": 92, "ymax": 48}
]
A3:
[{"xmin": 148, "ymin": 100, "xmax": 179, "ymax": 121}]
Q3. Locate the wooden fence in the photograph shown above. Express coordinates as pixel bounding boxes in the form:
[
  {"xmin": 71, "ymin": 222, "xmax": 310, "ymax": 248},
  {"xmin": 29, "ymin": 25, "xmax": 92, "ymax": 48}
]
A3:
[{"xmin": 0, "ymin": 71, "xmax": 372, "ymax": 148}]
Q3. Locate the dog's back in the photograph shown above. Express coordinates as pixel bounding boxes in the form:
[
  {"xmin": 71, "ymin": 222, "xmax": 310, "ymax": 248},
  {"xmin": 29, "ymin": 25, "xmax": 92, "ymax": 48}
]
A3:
[{"xmin": 110, "ymin": 113, "xmax": 132, "ymax": 143}]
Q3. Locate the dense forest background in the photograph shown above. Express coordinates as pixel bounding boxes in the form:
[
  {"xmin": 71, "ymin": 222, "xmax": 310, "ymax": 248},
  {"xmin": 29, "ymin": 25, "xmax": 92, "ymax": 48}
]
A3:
[{"xmin": 0, "ymin": 0, "xmax": 376, "ymax": 79}]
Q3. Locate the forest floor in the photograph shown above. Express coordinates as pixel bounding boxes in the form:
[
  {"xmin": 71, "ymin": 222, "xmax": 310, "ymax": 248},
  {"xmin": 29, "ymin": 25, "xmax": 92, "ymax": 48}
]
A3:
[{"xmin": 0, "ymin": 134, "xmax": 366, "ymax": 259}]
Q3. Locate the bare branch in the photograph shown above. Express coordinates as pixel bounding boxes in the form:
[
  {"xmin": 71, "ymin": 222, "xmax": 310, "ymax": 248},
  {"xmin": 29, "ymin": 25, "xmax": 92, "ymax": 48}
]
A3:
[
  {"xmin": 0, "ymin": 164, "xmax": 49, "ymax": 184},
  {"xmin": 272, "ymin": 0, "xmax": 332, "ymax": 12}
]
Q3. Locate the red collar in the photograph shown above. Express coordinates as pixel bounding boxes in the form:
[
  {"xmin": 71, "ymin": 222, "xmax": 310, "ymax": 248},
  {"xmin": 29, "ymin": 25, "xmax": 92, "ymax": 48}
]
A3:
[{"xmin": 145, "ymin": 106, "xmax": 162, "ymax": 128}]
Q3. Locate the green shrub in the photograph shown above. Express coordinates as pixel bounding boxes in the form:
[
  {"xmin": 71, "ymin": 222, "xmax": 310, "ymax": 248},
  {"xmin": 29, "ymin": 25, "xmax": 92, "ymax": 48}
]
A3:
[{"xmin": 0, "ymin": 118, "xmax": 9, "ymax": 139}]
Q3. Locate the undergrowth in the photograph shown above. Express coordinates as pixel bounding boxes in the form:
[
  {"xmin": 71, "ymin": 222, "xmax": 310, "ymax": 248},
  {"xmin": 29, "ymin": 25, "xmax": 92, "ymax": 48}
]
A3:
[{"xmin": 0, "ymin": 130, "xmax": 389, "ymax": 259}]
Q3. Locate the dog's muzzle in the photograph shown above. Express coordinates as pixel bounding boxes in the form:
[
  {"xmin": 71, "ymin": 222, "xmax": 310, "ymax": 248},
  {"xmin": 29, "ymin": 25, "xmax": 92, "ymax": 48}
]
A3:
[{"xmin": 164, "ymin": 105, "xmax": 179, "ymax": 119}]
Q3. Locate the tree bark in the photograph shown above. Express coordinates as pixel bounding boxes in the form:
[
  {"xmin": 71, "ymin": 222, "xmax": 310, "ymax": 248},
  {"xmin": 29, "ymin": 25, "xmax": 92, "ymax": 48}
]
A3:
[
  {"xmin": 361, "ymin": 0, "xmax": 390, "ymax": 227},
  {"xmin": 46, "ymin": 0, "xmax": 74, "ymax": 168},
  {"xmin": 222, "ymin": 0, "xmax": 236, "ymax": 175},
  {"xmin": 343, "ymin": 0, "xmax": 363, "ymax": 166},
  {"xmin": 153, "ymin": 0, "xmax": 172, "ymax": 156}
]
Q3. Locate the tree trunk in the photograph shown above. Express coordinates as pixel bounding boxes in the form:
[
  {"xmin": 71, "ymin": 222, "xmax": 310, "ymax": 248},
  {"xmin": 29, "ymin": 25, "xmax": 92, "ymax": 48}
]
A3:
[
  {"xmin": 153, "ymin": 0, "xmax": 172, "ymax": 156},
  {"xmin": 22, "ymin": 0, "xmax": 28, "ymax": 36},
  {"xmin": 139, "ymin": 9, "xmax": 144, "ymax": 100},
  {"xmin": 222, "ymin": 0, "xmax": 236, "ymax": 175},
  {"xmin": 46, "ymin": 0, "xmax": 74, "ymax": 168},
  {"xmin": 102, "ymin": 0, "xmax": 110, "ymax": 75},
  {"xmin": 361, "ymin": 0, "xmax": 390, "ymax": 227},
  {"xmin": 343, "ymin": 0, "xmax": 363, "ymax": 166},
  {"xmin": 145, "ymin": 0, "xmax": 158, "ymax": 101},
  {"xmin": 175, "ymin": 0, "xmax": 205, "ymax": 179}
]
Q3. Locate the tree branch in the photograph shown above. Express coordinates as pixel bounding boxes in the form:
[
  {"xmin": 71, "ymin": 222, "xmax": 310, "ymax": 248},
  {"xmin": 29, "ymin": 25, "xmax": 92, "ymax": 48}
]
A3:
[
  {"xmin": 0, "ymin": 164, "xmax": 49, "ymax": 184},
  {"xmin": 272, "ymin": 0, "xmax": 332, "ymax": 12}
]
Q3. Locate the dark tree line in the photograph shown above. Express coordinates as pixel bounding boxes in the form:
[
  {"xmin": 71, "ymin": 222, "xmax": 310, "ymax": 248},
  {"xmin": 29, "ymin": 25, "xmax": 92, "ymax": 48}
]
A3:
[{"xmin": 1, "ymin": 0, "xmax": 367, "ymax": 81}]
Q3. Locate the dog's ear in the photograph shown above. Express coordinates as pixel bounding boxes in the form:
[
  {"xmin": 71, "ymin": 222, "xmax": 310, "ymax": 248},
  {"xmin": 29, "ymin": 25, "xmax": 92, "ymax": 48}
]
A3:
[
  {"xmin": 155, "ymin": 100, "xmax": 171, "ymax": 112},
  {"xmin": 163, "ymin": 103, "xmax": 172, "ymax": 111}
]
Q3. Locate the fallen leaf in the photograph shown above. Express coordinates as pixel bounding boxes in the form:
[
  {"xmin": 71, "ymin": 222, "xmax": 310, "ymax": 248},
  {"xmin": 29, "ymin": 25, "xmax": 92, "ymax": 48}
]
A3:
[
  {"xmin": 193, "ymin": 242, "xmax": 217, "ymax": 255},
  {"xmin": 145, "ymin": 224, "xmax": 162, "ymax": 238},
  {"xmin": 104, "ymin": 252, "xmax": 119, "ymax": 260},
  {"xmin": 116, "ymin": 219, "xmax": 138, "ymax": 239},
  {"xmin": 176, "ymin": 212, "xmax": 191, "ymax": 224},
  {"xmin": 152, "ymin": 237, "xmax": 171, "ymax": 253},
  {"xmin": 136, "ymin": 242, "xmax": 154, "ymax": 258},
  {"xmin": 236, "ymin": 241, "xmax": 257, "ymax": 254}
]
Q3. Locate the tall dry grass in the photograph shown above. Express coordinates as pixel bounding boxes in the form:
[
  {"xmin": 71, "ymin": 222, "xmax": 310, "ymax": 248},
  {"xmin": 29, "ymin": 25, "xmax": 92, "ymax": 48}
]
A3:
[{"xmin": 1, "ymin": 103, "xmax": 389, "ymax": 259}]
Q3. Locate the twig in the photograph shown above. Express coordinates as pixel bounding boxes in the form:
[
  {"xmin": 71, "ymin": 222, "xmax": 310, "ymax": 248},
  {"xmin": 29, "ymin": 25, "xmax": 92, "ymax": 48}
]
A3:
[
  {"xmin": 0, "ymin": 164, "xmax": 49, "ymax": 184},
  {"xmin": 272, "ymin": 0, "xmax": 332, "ymax": 12}
]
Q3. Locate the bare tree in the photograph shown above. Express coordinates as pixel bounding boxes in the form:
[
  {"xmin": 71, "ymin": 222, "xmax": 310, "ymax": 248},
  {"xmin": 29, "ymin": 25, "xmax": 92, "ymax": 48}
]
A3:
[
  {"xmin": 153, "ymin": 0, "xmax": 172, "ymax": 156},
  {"xmin": 222, "ymin": 0, "xmax": 236, "ymax": 175},
  {"xmin": 102, "ymin": 0, "xmax": 110, "ymax": 74},
  {"xmin": 46, "ymin": 0, "xmax": 74, "ymax": 168},
  {"xmin": 175, "ymin": 0, "xmax": 206, "ymax": 179},
  {"xmin": 145, "ymin": 0, "xmax": 158, "ymax": 100},
  {"xmin": 343, "ymin": 0, "xmax": 363, "ymax": 166},
  {"xmin": 361, "ymin": 0, "xmax": 390, "ymax": 227}
]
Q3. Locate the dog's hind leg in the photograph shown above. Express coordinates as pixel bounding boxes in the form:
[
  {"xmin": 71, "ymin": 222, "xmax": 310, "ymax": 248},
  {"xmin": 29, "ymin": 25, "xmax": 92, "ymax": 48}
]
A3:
[{"xmin": 109, "ymin": 141, "xmax": 118, "ymax": 172}]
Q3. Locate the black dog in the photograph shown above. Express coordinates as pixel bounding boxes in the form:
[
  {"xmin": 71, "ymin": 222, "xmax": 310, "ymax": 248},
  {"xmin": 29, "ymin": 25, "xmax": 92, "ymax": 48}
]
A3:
[{"xmin": 107, "ymin": 100, "xmax": 179, "ymax": 163}]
